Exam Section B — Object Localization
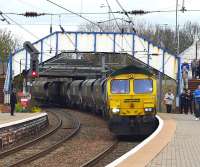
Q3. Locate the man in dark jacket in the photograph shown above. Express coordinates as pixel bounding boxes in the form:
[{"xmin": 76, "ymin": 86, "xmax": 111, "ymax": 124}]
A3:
[
  {"xmin": 193, "ymin": 85, "xmax": 200, "ymax": 120},
  {"xmin": 181, "ymin": 62, "xmax": 190, "ymax": 71},
  {"xmin": 191, "ymin": 59, "xmax": 197, "ymax": 79},
  {"xmin": 179, "ymin": 89, "xmax": 187, "ymax": 114},
  {"xmin": 10, "ymin": 89, "xmax": 17, "ymax": 116},
  {"xmin": 186, "ymin": 89, "xmax": 193, "ymax": 114}
]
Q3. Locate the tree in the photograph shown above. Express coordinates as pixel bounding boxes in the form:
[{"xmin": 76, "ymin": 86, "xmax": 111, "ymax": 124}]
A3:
[
  {"xmin": 79, "ymin": 22, "xmax": 120, "ymax": 32},
  {"xmin": 0, "ymin": 29, "xmax": 19, "ymax": 74},
  {"xmin": 135, "ymin": 21, "xmax": 200, "ymax": 54},
  {"xmin": 79, "ymin": 20, "xmax": 200, "ymax": 55}
]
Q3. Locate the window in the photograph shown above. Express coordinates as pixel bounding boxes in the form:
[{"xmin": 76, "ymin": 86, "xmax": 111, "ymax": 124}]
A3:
[
  {"xmin": 134, "ymin": 79, "xmax": 153, "ymax": 94},
  {"xmin": 111, "ymin": 80, "xmax": 129, "ymax": 94}
]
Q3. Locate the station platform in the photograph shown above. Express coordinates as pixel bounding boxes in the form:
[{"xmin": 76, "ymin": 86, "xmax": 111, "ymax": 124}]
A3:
[
  {"xmin": 0, "ymin": 112, "xmax": 47, "ymax": 125},
  {"xmin": 0, "ymin": 112, "xmax": 48, "ymax": 149},
  {"xmin": 107, "ymin": 113, "xmax": 199, "ymax": 167}
]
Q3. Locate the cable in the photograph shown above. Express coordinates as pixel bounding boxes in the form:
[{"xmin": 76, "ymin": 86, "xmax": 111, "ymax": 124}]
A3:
[
  {"xmin": 115, "ymin": 0, "xmax": 178, "ymax": 77},
  {"xmin": 116, "ymin": 7, "xmax": 200, "ymax": 14},
  {"xmin": 46, "ymin": 0, "xmax": 101, "ymax": 30},
  {"xmin": 97, "ymin": 17, "xmax": 130, "ymax": 24},
  {"xmin": 105, "ymin": 0, "xmax": 133, "ymax": 52},
  {"xmin": 46, "ymin": 0, "xmax": 128, "ymax": 53},
  {"xmin": 4, "ymin": 13, "xmax": 58, "ymax": 53},
  {"xmin": 0, "ymin": 11, "xmax": 10, "ymax": 24},
  {"xmin": 3, "ymin": 8, "xmax": 200, "ymax": 17},
  {"xmin": 13, "ymin": 50, "xmax": 57, "ymax": 65},
  {"xmin": 181, "ymin": 0, "xmax": 186, "ymax": 13},
  {"xmin": 57, "ymin": 14, "xmax": 80, "ymax": 52},
  {"xmin": 115, "ymin": 0, "xmax": 134, "ymax": 27},
  {"xmin": 0, "ymin": 23, "xmax": 84, "ymax": 26},
  {"xmin": 3, "ymin": 14, "xmax": 58, "ymax": 66},
  {"xmin": 49, "ymin": 15, "xmax": 53, "ymax": 53},
  {"xmin": 3, "ymin": 14, "xmax": 40, "ymax": 40},
  {"xmin": 50, "ymin": 15, "xmax": 53, "ymax": 33},
  {"xmin": 1, "ymin": 12, "xmax": 113, "ymax": 16},
  {"xmin": 115, "ymin": 0, "xmax": 147, "ymax": 52}
]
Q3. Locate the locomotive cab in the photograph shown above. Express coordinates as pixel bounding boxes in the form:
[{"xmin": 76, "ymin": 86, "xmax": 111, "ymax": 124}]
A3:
[
  {"xmin": 107, "ymin": 66, "xmax": 157, "ymax": 136},
  {"xmin": 107, "ymin": 75, "xmax": 156, "ymax": 116}
]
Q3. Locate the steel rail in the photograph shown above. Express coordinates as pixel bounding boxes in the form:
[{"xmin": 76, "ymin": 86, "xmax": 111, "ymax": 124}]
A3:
[
  {"xmin": 7, "ymin": 111, "xmax": 80, "ymax": 167},
  {"xmin": 80, "ymin": 140, "xmax": 118, "ymax": 167}
]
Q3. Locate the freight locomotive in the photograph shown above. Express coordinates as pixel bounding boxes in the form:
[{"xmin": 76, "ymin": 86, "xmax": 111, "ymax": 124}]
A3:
[{"xmin": 32, "ymin": 65, "xmax": 157, "ymax": 136}]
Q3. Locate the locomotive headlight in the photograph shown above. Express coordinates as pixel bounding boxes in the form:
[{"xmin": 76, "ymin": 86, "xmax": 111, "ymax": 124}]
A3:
[
  {"xmin": 112, "ymin": 108, "xmax": 120, "ymax": 113},
  {"xmin": 144, "ymin": 108, "xmax": 153, "ymax": 112}
]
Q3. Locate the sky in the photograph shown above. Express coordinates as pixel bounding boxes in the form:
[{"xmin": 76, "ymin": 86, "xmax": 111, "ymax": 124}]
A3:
[{"xmin": 1, "ymin": 0, "xmax": 200, "ymax": 44}]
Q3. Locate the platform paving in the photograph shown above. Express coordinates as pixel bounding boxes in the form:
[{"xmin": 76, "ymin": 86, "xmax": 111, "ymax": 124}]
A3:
[
  {"xmin": 0, "ymin": 112, "xmax": 45, "ymax": 125},
  {"xmin": 147, "ymin": 113, "xmax": 200, "ymax": 167}
]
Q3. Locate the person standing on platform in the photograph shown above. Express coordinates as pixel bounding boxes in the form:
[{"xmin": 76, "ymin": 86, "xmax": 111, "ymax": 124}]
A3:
[
  {"xmin": 10, "ymin": 89, "xmax": 17, "ymax": 116},
  {"xmin": 179, "ymin": 89, "xmax": 187, "ymax": 114},
  {"xmin": 181, "ymin": 62, "xmax": 190, "ymax": 72},
  {"xmin": 164, "ymin": 89, "xmax": 174, "ymax": 113},
  {"xmin": 187, "ymin": 89, "xmax": 193, "ymax": 114},
  {"xmin": 182, "ymin": 66, "xmax": 189, "ymax": 89},
  {"xmin": 191, "ymin": 59, "xmax": 197, "ymax": 79},
  {"xmin": 193, "ymin": 85, "xmax": 200, "ymax": 120},
  {"xmin": 197, "ymin": 60, "xmax": 200, "ymax": 79}
]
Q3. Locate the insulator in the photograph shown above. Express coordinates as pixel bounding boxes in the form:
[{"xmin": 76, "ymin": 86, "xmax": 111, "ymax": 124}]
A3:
[
  {"xmin": 129, "ymin": 10, "xmax": 148, "ymax": 15},
  {"xmin": 23, "ymin": 12, "xmax": 45, "ymax": 17}
]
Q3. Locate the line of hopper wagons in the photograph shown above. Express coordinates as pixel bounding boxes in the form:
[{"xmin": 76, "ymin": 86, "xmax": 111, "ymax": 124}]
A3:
[{"xmin": 31, "ymin": 66, "xmax": 158, "ymax": 136}]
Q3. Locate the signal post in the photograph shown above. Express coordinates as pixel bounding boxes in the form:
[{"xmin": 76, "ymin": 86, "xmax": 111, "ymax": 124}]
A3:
[{"xmin": 23, "ymin": 41, "xmax": 39, "ymax": 96}]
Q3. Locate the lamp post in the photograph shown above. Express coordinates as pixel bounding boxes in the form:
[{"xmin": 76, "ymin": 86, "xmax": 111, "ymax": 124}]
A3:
[{"xmin": 176, "ymin": 0, "xmax": 179, "ymax": 55}]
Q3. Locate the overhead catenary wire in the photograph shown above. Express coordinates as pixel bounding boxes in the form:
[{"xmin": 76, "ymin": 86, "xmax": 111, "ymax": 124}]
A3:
[
  {"xmin": 56, "ymin": 14, "xmax": 84, "ymax": 54},
  {"xmin": 115, "ymin": 0, "xmax": 134, "ymax": 27},
  {"xmin": 3, "ymin": 14, "xmax": 39, "ymax": 40},
  {"xmin": 117, "ymin": 9, "xmax": 200, "ymax": 14},
  {"xmin": 3, "ymin": 11, "xmax": 64, "ymax": 54},
  {"xmin": 46, "ymin": 0, "xmax": 129, "ymax": 53},
  {"xmin": 4, "ymin": 8, "xmax": 200, "ymax": 17},
  {"xmin": 3, "ymin": 7, "xmax": 200, "ymax": 18},
  {"xmin": 45, "ymin": 0, "xmax": 152, "ymax": 65},
  {"xmin": 46, "ymin": 0, "xmax": 103, "ymax": 30},
  {"xmin": 0, "ymin": 12, "xmax": 113, "ymax": 16},
  {"xmin": 114, "ymin": 0, "xmax": 175, "ymax": 70},
  {"xmin": 105, "ymin": 0, "xmax": 133, "ymax": 52},
  {"xmin": 181, "ymin": 0, "xmax": 186, "ymax": 12},
  {"xmin": 0, "ymin": 22, "xmax": 190, "ymax": 28},
  {"xmin": 0, "ymin": 11, "xmax": 10, "ymax": 24},
  {"xmin": 2, "ymin": 12, "xmax": 60, "ymax": 64},
  {"xmin": 12, "ymin": 51, "xmax": 55, "ymax": 66},
  {"xmin": 3, "ymin": 1, "xmax": 176, "ymax": 69},
  {"xmin": 115, "ymin": 0, "xmax": 147, "ymax": 52},
  {"xmin": 4, "ymin": 14, "xmax": 91, "ymax": 67}
]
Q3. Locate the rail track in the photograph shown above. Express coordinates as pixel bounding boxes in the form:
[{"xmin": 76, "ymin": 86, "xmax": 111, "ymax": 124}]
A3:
[
  {"xmin": 0, "ymin": 111, "xmax": 61, "ymax": 158},
  {"xmin": 0, "ymin": 110, "xmax": 80, "ymax": 167},
  {"xmin": 14, "ymin": 108, "xmax": 143, "ymax": 167},
  {"xmin": 80, "ymin": 139, "xmax": 140, "ymax": 167},
  {"xmin": 80, "ymin": 140, "xmax": 118, "ymax": 167},
  {"xmin": 24, "ymin": 108, "xmax": 115, "ymax": 167},
  {"xmin": 94, "ymin": 140, "xmax": 140, "ymax": 167}
]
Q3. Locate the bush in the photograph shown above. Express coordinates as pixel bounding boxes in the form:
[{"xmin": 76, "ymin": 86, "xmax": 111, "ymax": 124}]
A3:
[
  {"xmin": 15, "ymin": 103, "xmax": 28, "ymax": 112},
  {"xmin": 27, "ymin": 98, "xmax": 41, "ymax": 113},
  {"xmin": 31, "ymin": 106, "xmax": 41, "ymax": 113}
]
